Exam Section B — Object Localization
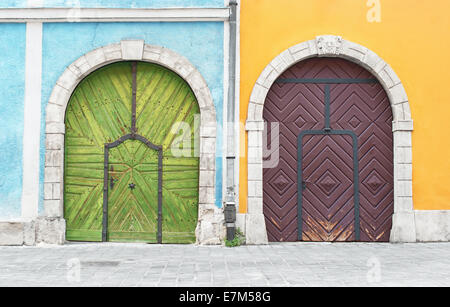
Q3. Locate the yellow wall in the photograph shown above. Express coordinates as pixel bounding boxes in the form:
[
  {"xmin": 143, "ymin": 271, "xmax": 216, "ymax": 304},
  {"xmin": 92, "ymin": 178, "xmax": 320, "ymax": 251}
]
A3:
[{"xmin": 239, "ymin": 0, "xmax": 450, "ymax": 213}]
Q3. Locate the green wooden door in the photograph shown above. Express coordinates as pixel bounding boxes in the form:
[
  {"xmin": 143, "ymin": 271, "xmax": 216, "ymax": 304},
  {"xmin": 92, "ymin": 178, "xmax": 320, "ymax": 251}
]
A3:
[
  {"xmin": 107, "ymin": 139, "xmax": 159, "ymax": 243},
  {"xmin": 64, "ymin": 61, "xmax": 200, "ymax": 243}
]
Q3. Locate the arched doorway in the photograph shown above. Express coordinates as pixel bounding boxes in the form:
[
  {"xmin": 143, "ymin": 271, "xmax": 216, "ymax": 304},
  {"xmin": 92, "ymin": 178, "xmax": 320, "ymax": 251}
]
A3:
[
  {"xmin": 64, "ymin": 61, "xmax": 200, "ymax": 243},
  {"xmin": 263, "ymin": 57, "xmax": 393, "ymax": 242},
  {"xmin": 245, "ymin": 36, "xmax": 415, "ymax": 244}
]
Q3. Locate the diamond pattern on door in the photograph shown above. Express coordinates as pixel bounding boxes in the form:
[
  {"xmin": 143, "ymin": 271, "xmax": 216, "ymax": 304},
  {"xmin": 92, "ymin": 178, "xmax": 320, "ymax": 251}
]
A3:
[
  {"xmin": 301, "ymin": 135, "xmax": 355, "ymax": 242},
  {"xmin": 263, "ymin": 57, "xmax": 394, "ymax": 242}
]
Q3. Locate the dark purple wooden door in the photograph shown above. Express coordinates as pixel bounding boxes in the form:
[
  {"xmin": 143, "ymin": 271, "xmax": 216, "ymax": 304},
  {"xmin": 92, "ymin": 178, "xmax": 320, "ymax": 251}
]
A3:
[
  {"xmin": 263, "ymin": 58, "xmax": 394, "ymax": 242},
  {"xmin": 301, "ymin": 134, "xmax": 355, "ymax": 242}
]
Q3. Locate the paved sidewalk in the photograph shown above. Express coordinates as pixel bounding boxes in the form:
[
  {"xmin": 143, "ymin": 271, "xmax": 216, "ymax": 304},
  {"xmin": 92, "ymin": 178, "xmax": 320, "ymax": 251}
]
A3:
[{"xmin": 0, "ymin": 242, "xmax": 449, "ymax": 287}]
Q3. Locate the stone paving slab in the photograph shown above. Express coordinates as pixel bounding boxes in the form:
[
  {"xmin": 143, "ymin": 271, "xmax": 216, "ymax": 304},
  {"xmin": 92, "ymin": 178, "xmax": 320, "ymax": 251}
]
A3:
[{"xmin": 0, "ymin": 242, "xmax": 449, "ymax": 287}]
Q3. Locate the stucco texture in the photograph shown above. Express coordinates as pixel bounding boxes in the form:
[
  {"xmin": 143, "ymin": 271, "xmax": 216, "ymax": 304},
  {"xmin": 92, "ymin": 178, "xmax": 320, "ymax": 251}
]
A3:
[
  {"xmin": 0, "ymin": 24, "xmax": 26, "ymax": 219},
  {"xmin": 239, "ymin": 0, "xmax": 450, "ymax": 212},
  {"xmin": 1, "ymin": 0, "xmax": 225, "ymax": 8},
  {"xmin": 40, "ymin": 21, "xmax": 225, "ymax": 213}
]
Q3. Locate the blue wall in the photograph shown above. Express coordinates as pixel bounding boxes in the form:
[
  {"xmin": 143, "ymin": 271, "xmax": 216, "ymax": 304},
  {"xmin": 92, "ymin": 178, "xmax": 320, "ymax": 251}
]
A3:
[
  {"xmin": 0, "ymin": 24, "xmax": 26, "ymax": 219},
  {"xmin": 42, "ymin": 0, "xmax": 225, "ymax": 8},
  {"xmin": 40, "ymin": 22, "xmax": 225, "ymax": 212},
  {"xmin": 0, "ymin": 0, "xmax": 225, "ymax": 8}
]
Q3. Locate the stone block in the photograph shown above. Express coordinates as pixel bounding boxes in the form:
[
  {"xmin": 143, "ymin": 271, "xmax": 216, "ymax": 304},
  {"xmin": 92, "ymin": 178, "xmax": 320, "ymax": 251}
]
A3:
[
  {"xmin": 159, "ymin": 48, "xmax": 179, "ymax": 71},
  {"xmin": 257, "ymin": 64, "xmax": 278, "ymax": 89},
  {"xmin": 0, "ymin": 222, "xmax": 24, "ymax": 246},
  {"xmin": 174, "ymin": 56, "xmax": 195, "ymax": 79},
  {"xmin": 46, "ymin": 103, "xmax": 64, "ymax": 123},
  {"xmin": 395, "ymin": 164, "xmax": 413, "ymax": 181},
  {"xmin": 23, "ymin": 221, "xmax": 36, "ymax": 246},
  {"xmin": 44, "ymin": 199, "xmax": 63, "ymax": 218},
  {"xmin": 200, "ymin": 108, "xmax": 217, "ymax": 126},
  {"xmin": 248, "ymin": 163, "xmax": 262, "ymax": 181},
  {"xmin": 415, "ymin": 211, "xmax": 450, "ymax": 242},
  {"xmin": 248, "ymin": 130, "xmax": 262, "ymax": 148},
  {"xmin": 390, "ymin": 83, "xmax": 408, "ymax": 105},
  {"xmin": 57, "ymin": 68, "xmax": 78, "ymax": 91},
  {"xmin": 52, "ymin": 183, "xmax": 61, "ymax": 200},
  {"xmin": 395, "ymin": 180, "xmax": 413, "ymax": 197},
  {"xmin": 249, "ymin": 84, "xmax": 268, "ymax": 105},
  {"xmin": 394, "ymin": 197, "xmax": 414, "ymax": 212},
  {"xmin": 85, "ymin": 47, "xmax": 107, "ymax": 69},
  {"xmin": 390, "ymin": 212, "xmax": 417, "ymax": 243},
  {"xmin": 143, "ymin": 44, "xmax": 163, "ymax": 62},
  {"xmin": 394, "ymin": 131, "xmax": 412, "ymax": 147},
  {"xmin": 363, "ymin": 49, "xmax": 384, "ymax": 74},
  {"xmin": 395, "ymin": 146, "xmax": 412, "ymax": 164},
  {"xmin": 200, "ymin": 154, "xmax": 215, "ymax": 171},
  {"xmin": 194, "ymin": 86, "xmax": 214, "ymax": 110},
  {"xmin": 44, "ymin": 183, "xmax": 53, "ymax": 200},
  {"xmin": 199, "ymin": 171, "xmax": 215, "ymax": 188},
  {"xmin": 45, "ymin": 133, "xmax": 64, "ymax": 150},
  {"xmin": 102, "ymin": 43, "xmax": 122, "ymax": 61},
  {"xmin": 341, "ymin": 40, "xmax": 367, "ymax": 62},
  {"xmin": 120, "ymin": 40, "xmax": 144, "ymax": 60},
  {"xmin": 245, "ymin": 214, "xmax": 268, "ymax": 245},
  {"xmin": 68, "ymin": 56, "xmax": 91, "ymax": 78},
  {"xmin": 35, "ymin": 217, "xmax": 66, "ymax": 245},
  {"xmin": 392, "ymin": 120, "xmax": 413, "ymax": 132},
  {"xmin": 247, "ymin": 197, "xmax": 263, "ymax": 214},
  {"xmin": 48, "ymin": 84, "xmax": 70, "ymax": 107},
  {"xmin": 187, "ymin": 70, "xmax": 206, "ymax": 92},
  {"xmin": 246, "ymin": 121, "xmax": 264, "ymax": 132},
  {"xmin": 289, "ymin": 41, "xmax": 313, "ymax": 61},
  {"xmin": 200, "ymin": 137, "xmax": 216, "ymax": 155},
  {"xmin": 46, "ymin": 123, "xmax": 65, "ymax": 134},
  {"xmin": 248, "ymin": 181, "xmax": 262, "ymax": 198},
  {"xmin": 44, "ymin": 167, "xmax": 61, "ymax": 184},
  {"xmin": 236, "ymin": 214, "xmax": 246, "ymax": 234},
  {"xmin": 45, "ymin": 150, "xmax": 63, "ymax": 167},
  {"xmin": 199, "ymin": 187, "xmax": 215, "ymax": 205}
]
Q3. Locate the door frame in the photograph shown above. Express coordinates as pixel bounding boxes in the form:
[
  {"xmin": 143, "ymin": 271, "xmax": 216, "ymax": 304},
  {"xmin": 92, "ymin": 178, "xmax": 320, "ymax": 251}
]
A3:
[
  {"xmin": 43, "ymin": 40, "xmax": 224, "ymax": 245},
  {"xmin": 244, "ymin": 35, "xmax": 416, "ymax": 244}
]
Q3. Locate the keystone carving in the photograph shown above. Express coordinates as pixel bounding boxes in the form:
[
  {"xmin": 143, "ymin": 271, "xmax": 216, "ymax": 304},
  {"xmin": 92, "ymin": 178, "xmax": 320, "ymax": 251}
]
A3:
[{"xmin": 316, "ymin": 35, "xmax": 343, "ymax": 56}]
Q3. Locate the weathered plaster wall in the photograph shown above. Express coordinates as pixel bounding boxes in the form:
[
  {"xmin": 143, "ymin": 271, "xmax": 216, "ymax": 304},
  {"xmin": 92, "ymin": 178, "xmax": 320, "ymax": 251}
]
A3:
[
  {"xmin": 239, "ymin": 0, "xmax": 450, "ymax": 213},
  {"xmin": 0, "ymin": 24, "xmax": 26, "ymax": 220},
  {"xmin": 1, "ymin": 0, "xmax": 225, "ymax": 8},
  {"xmin": 39, "ymin": 21, "xmax": 225, "ymax": 213},
  {"xmin": 0, "ymin": 1, "xmax": 27, "ymax": 8},
  {"xmin": 41, "ymin": 0, "xmax": 225, "ymax": 8}
]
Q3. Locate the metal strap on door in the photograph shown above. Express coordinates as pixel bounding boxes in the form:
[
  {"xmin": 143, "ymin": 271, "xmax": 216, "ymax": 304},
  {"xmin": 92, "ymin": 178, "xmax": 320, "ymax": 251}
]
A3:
[
  {"xmin": 102, "ymin": 62, "xmax": 163, "ymax": 243},
  {"xmin": 275, "ymin": 78, "xmax": 379, "ymax": 241}
]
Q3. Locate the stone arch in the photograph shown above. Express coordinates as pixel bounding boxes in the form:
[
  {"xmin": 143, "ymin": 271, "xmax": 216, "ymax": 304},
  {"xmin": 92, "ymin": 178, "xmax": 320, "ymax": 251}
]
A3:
[
  {"xmin": 245, "ymin": 35, "xmax": 415, "ymax": 244},
  {"xmin": 43, "ymin": 40, "xmax": 224, "ymax": 245}
]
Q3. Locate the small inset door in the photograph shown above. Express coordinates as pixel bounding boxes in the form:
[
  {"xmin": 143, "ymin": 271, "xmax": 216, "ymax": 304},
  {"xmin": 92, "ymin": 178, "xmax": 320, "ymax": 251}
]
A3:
[
  {"xmin": 300, "ymin": 134, "xmax": 357, "ymax": 242},
  {"xmin": 108, "ymin": 139, "xmax": 159, "ymax": 243}
]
